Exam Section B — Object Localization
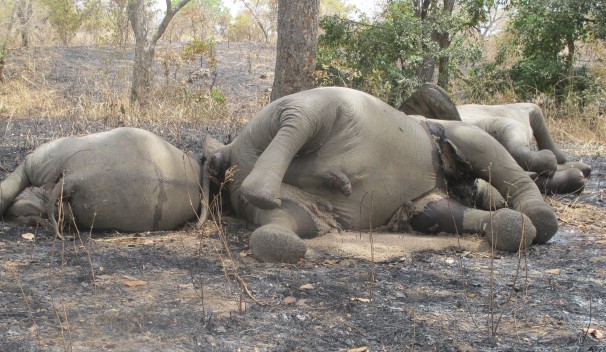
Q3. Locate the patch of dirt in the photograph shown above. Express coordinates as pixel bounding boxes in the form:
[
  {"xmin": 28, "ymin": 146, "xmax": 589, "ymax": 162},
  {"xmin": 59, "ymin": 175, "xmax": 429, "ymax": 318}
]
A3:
[{"xmin": 1, "ymin": 44, "xmax": 606, "ymax": 351}]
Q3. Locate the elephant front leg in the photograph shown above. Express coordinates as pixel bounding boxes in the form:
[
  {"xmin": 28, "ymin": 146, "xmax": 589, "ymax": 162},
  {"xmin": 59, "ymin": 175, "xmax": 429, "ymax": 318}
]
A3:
[{"xmin": 410, "ymin": 196, "xmax": 536, "ymax": 252}]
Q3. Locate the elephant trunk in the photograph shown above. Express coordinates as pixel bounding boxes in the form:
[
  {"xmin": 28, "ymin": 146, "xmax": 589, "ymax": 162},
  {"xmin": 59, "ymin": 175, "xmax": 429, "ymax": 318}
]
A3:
[
  {"xmin": 196, "ymin": 161, "xmax": 212, "ymax": 228},
  {"xmin": 1, "ymin": 164, "xmax": 31, "ymax": 217}
]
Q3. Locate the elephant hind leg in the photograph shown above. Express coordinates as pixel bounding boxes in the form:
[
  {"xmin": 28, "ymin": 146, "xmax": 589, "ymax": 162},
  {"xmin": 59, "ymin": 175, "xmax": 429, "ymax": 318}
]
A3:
[
  {"xmin": 534, "ymin": 168, "xmax": 586, "ymax": 195},
  {"xmin": 409, "ymin": 193, "xmax": 536, "ymax": 252},
  {"xmin": 557, "ymin": 161, "xmax": 592, "ymax": 178}
]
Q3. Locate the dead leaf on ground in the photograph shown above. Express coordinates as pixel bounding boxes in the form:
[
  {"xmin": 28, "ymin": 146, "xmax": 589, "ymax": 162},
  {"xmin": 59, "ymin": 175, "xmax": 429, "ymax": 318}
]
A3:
[
  {"xmin": 582, "ymin": 328, "xmax": 604, "ymax": 340},
  {"xmin": 546, "ymin": 269, "xmax": 561, "ymax": 275},
  {"xmin": 124, "ymin": 280, "xmax": 147, "ymax": 287},
  {"xmin": 350, "ymin": 297, "xmax": 371, "ymax": 303},
  {"xmin": 21, "ymin": 233, "xmax": 35, "ymax": 241},
  {"xmin": 299, "ymin": 284, "xmax": 314, "ymax": 290},
  {"xmin": 467, "ymin": 293, "xmax": 477, "ymax": 299},
  {"xmin": 347, "ymin": 347, "xmax": 369, "ymax": 352},
  {"xmin": 283, "ymin": 296, "xmax": 297, "ymax": 305}
]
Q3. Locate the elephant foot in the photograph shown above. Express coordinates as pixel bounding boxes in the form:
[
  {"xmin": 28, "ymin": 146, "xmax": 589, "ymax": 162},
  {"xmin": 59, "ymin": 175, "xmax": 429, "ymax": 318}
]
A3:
[
  {"xmin": 557, "ymin": 161, "xmax": 592, "ymax": 178},
  {"xmin": 249, "ymin": 224, "xmax": 307, "ymax": 263},
  {"xmin": 526, "ymin": 149, "xmax": 558, "ymax": 177},
  {"xmin": 483, "ymin": 208, "xmax": 536, "ymax": 252},
  {"xmin": 240, "ymin": 174, "xmax": 282, "ymax": 209},
  {"xmin": 325, "ymin": 170, "xmax": 352, "ymax": 196},
  {"xmin": 534, "ymin": 168, "xmax": 585, "ymax": 195},
  {"xmin": 518, "ymin": 200, "xmax": 558, "ymax": 244}
]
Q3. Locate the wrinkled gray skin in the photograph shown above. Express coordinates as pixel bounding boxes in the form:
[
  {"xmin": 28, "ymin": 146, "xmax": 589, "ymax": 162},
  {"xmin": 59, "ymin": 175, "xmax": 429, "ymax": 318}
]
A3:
[
  {"xmin": 0, "ymin": 128, "xmax": 203, "ymax": 236},
  {"xmin": 207, "ymin": 87, "xmax": 558, "ymax": 263},
  {"xmin": 400, "ymin": 84, "xmax": 591, "ymax": 195}
]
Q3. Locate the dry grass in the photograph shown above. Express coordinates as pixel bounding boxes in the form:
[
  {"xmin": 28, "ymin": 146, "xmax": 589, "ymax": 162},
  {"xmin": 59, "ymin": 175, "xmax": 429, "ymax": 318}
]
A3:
[{"xmin": 0, "ymin": 45, "xmax": 264, "ymax": 129}]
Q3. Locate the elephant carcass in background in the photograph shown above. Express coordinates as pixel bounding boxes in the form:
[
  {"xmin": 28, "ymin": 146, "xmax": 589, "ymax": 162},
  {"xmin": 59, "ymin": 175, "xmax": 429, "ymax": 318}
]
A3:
[
  {"xmin": 456, "ymin": 103, "xmax": 591, "ymax": 194},
  {"xmin": 399, "ymin": 83, "xmax": 591, "ymax": 195},
  {"xmin": 209, "ymin": 87, "xmax": 558, "ymax": 263},
  {"xmin": 1, "ymin": 127, "xmax": 204, "ymax": 236}
]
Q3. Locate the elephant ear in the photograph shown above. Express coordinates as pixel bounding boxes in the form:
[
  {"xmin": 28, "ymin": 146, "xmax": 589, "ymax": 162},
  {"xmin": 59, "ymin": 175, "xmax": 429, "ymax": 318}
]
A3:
[
  {"xmin": 399, "ymin": 83, "xmax": 461, "ymax": 121},
  {"xmin": 197, "ymin": 135, "xmax": 228, "ymax": 228},
  {"xmin": 440, "ymin": 138, "xmax": 473, "ymax": 181}
]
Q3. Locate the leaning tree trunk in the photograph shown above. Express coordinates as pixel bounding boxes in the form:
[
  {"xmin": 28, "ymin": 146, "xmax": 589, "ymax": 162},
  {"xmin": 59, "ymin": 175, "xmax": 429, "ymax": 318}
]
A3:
[{"xmin": 271, "ymin": 0, "xmax": 319, "ymax": 102}]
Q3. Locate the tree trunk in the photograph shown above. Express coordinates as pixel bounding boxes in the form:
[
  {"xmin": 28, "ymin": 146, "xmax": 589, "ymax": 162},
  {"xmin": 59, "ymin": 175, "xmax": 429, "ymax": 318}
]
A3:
[
  {"xmin": 0, "ymin": 58, "xmax": 5, "ymax": 83},
  {"xmin": 436, "ymin": 0, "xmax": 454, "ymax": 89},
  {"xmin": 127, "ymin": 0, "xmax": 190, "ymax": 104},
  {"xmin": 17, "ymin": 0, "xmax": 33, "ymax": 48},
  {"xmin": 271, "ymin": 0, "xmax": 319, "ymax": 101}
]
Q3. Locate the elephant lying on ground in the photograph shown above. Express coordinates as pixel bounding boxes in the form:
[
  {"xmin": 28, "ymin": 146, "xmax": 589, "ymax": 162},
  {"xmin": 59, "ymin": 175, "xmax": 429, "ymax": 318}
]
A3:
[
  {"xmin": 1, "ymin": 88, "xmax": 559, "ymax": 263},
  {"xmin": 455, "ymin": 103, "xmax": 591, "ymax": 194},
  {"xmin": 205, "ymin": 87, "xmax": 558, "ymax": 262},
  {"xmin": 0, "ymin": 128, "xmax": 204, "ymax": 237},
  {"xmin": 400, "ymin": 84, "xmax": 591, "ymax": 195}
]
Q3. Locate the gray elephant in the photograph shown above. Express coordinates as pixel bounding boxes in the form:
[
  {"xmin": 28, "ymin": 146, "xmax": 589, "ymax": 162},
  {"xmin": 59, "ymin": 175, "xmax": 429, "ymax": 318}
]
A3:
[
  {"xmin": 456, "ymin": 103, "xmax": 591, "ymax": 194},
  {"xmin": 0, "ymin": 127, "xmax": 205, "ymax": 237},
  {"xmin": 204, "ymin": 87, "xmax": 558, "ymax": 262},
  {"xmin": 400, "ymin": 84, "xmax": 591, "ymax": 195}
]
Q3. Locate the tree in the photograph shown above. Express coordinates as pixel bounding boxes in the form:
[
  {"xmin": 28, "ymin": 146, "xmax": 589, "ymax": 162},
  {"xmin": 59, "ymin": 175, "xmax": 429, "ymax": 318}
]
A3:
[
  {"xmin": 127, "ymin": 0, "xmax": 190, "ymax": 104},
  {"xmin": 239, "ymin": 0, "xmax": 277, "ymax": 43},
  {"xmin": 271, "ymin": 0, "xmax": 319, "ymax": 101},
  {"xmin": 506, "ymin": 0, "xmax": 605, "ymax": 99}
]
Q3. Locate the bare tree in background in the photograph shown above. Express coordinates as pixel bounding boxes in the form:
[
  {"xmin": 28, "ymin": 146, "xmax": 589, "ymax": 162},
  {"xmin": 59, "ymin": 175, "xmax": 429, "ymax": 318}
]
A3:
[
  {"xmin": 127, "ymin": 0, "xmax": 190, "ymax": 104},
  {"xmin": 271, "ymin": 0, "xmax": 319, "ymax": 101},
  {"xmin": 16, "ymin": 0, "xmax": 33, "ymax": 47}
]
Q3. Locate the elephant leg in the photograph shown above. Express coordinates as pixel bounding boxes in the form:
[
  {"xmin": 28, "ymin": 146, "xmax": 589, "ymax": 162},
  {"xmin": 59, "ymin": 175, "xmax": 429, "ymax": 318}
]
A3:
[
  {"xmin": 528, "ymin": 106, "xmax": 568, "ymax": 164},
  {"xmin": 557, "ymin": 161, "xmax": 592, "ymax": 178},
  {"xmin": 4, "ymin": 187, "xmax": 53, "ymax": 230},
  {"xmin": 240, "ymin": 105, "xmax": 336, "ymax": 210},
  {"xmin": 474, "ymin": 179, "xmax": 507, "ymax": 210},
  {"xmin": 534, "ymin": 168, "xmax": 586, "ymax": 195},
  {"xmin": 486, "ymin": 118, "xmax": 557, "ymax": 176},
  {"xmin": 1, "ymin": 164, "xmax": 31, "ymax": 217},
  {"xmin": 243, "ymin": 183, "xmax": 338, "ymax": 263},
  {"xmin": 442, "ymin": 123, "xmax": 558, "ymax": 243},
  {"xmin": 410, "ymin": 197, "xmax": 536, "ymax": 252}
]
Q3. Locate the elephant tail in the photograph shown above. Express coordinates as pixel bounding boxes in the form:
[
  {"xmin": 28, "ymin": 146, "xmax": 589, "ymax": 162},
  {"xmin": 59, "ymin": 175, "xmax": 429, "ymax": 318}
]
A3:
[{"xmin": 1, "ymin": 164, "xmax": 32, "ymax": 217}]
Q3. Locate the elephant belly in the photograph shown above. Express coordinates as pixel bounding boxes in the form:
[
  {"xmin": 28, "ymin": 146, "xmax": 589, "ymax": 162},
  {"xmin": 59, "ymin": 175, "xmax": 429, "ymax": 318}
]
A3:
[
  {"xmin": 285, "ymin": 116, "xmax": 439, "ymax": 230},
  {"xmin": 66, "ymin": 174, "xmax": 200, "ymax": 232}
]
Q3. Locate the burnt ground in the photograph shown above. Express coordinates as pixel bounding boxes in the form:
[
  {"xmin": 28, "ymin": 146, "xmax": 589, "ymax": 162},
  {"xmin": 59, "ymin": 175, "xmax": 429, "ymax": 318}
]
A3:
[{"xmin": 1, "ymin": 44, "xmax": 606, "ymax": 351}]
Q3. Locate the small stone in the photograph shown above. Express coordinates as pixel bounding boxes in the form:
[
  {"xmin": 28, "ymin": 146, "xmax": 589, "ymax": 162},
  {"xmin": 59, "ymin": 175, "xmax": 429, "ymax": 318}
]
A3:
[
  {"xmin": 299, "ymin": 284, "xmax": 314, "ymax": 291},
  {"xmin": 283, "ymin": 296, "xmax": 297, "ymax": 305}
]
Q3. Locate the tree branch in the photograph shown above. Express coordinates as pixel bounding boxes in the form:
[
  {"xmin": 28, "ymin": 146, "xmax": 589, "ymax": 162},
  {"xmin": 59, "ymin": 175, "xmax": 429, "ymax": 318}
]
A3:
[{"xmin": 152, "ymin": 0, "xmax": 191, "ymax": 44}]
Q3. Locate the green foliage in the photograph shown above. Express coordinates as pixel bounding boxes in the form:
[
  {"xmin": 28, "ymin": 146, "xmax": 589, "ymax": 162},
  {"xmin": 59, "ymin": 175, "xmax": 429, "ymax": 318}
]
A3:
[
  {"xmin": 316, "ymin": 1, "xmax": 482, "ymax": 107},
  {"xmin": 210, "ymin": 86, "xmax": 225, "ymax": 104},
  {"xmin": 40, "ymin": 0, "xmax": 86, "ymax": 45},
  {"xmin": 501, "ymin": 0, "xmax": 605, "ymax": 100},
  {"xmin": 183, "ymin": 37, "xmax": 217, "ymax": 68}
]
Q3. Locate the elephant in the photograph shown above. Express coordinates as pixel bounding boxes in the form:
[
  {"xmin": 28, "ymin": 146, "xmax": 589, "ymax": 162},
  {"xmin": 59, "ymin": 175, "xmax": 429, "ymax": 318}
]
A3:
[
  {"xmin": 1, "ymin": 88, "xmax": 559, "ymax": 263},
  {"xmin": 400, "ymin": 84, "xmax": 591, "ymax": 195},
  {"xmin": 0, "ymin": 127, "xmax": 205, "ymax": 237},
  {"xmin": 204, "ymin": 87, "xmax": 558, "ymax": 262}
]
